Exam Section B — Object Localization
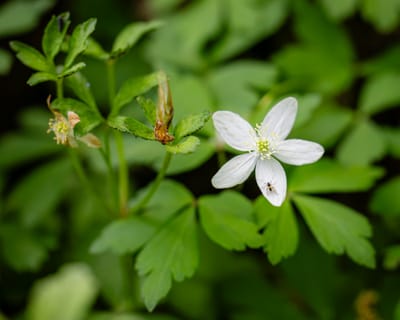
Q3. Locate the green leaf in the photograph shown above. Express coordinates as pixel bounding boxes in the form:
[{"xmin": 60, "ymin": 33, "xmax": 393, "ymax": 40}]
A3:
[
  {"xmin": 65, "ymin": 72, "xmax": 97, "ymax": 110},
  {"xmin": 198, "ymin": 191, "xmax": 263, "ymax": 251},
  {"xmin": 336, "ymin": 118, "xmax": 386, "ymax": 165},
  {"xmin": 112, "ymin": 72, "xmax": 160, "ymax": 115},
  {"xmin": 7, "ymin": 159, "xmax": 72, "ymax": 227},
  {"xmin": 136, "ymin": 207, "xmax": 198, "ymax": 311},
  {"xmin": 64, "ymin": 18, "xmax": 97, "ymax": 68},
  {"xmin": 111, "ymin": 20, "xmax": 163, "ymax": 57},
  {"xmin": 58, "ymin": 62, "xmax": 86, "ymax": 78},
  {"xmin": 131, "ymin": 180, "xmax": 194, "ymax": 223},
  {"xmin": 289, "ymin": 158, "xmax": 384, "ymax": 193},
  {"xmin": 370, "ymin": 176, "xmax": 400, "ymax": 216},
  {"xmin": 10, "ymin": 41, "xmax": 51, "ymax": 72},
  {"xmin": 254, "ymin": 198, "xmax": 298, "ymax": 264},
  {"xmin": 209, "ymin": 0, "xmax": 289, "ymax": 62},
  {"xmin": 0, "ymin": 0, "xmax": 54, "ymax": 37},
  {"xmin": 317, "ymin": 0, "xmax": 358, "ymax": 20},
  {"xmin": 361, "ymin": 45, "xmax": 400, "ymax": 75},
  {"xmin": 26, "ymin": 263, "xmax": 98, "ymax": 320},
  {"xmin": 293, "ymin": 195, "xmax": 375, "ymax": 268},
  {"xmin": 208, "ymin": 61, "xmax": 277, "ymax": 114},
  {"xmin": 107, "ymin": 116, "xmax": 154, "ymax": 140},
  {"xmin": 359, "ymin": 72, "xmax": 400, "ymax": 115},
  {"xmin": 27, "ymin": 71, "xmax": 57, "ymax": 86},
  {"xmin": 90, "ymin": 217, "xmax": 157, "ymax": 255},
  {"xmin": 51, "ymin": 98, "xmax": 103, "ymax": 134},
  {"xmin": 83, "ymin": 37, "xmax": 109, "ymax": 60},
  {"xmin": 383, "ymin": 245, "xmax": 400, "ymax": 270},
  {"xmin": 165, "ymin": 136, "xmax": 200, "ymax": 154},
  {"xmin": 174, "ymin": 111, "xmax": 211, "ymax": 140},
  {"xmin": 383, "ymin": 126, "xmax": 400, "ymax": 158},
  {"xmin": 0, "ymin": 224, "xmax": 49, "ymax": 271},
  {"xmin": 136, "ymin": 96, "xmax": 156, "ymax": 124},
  {"xmin": 0, "ymin": 48, "xmax": 12, "ymax": 75},
  {"xmin": 361, "ymin": 0, "xmax": 400, "ymax": 32},
  {"xmin": 42, "ymin": 12, "xmax": 70, "ymax": 61},
  {"xmin": 292, "ymin": 104, "xmax": 353, "ymax": 148}
]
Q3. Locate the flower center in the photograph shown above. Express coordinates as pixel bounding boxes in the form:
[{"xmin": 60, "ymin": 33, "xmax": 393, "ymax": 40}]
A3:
[
  {"xmin": 256, "ymin": 137, "xmax": 272, "ymax": 160},
  {"xmin": 48, "ymin": 116, "xmax": 71, "ymax": 145}
]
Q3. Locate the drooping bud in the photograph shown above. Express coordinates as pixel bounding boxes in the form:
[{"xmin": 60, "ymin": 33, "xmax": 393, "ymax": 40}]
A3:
[{"xmin": 154, "ymin": 72, "xmax": 174, "ymax": 144}]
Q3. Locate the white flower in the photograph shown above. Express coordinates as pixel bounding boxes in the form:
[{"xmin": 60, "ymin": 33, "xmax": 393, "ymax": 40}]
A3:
[{"xmin": 211, "ymin": 97, "xmax": 324, "ymax": 206}]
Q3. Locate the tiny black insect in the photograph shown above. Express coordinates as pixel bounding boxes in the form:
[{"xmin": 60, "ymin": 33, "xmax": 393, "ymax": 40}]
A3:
[{"xmin": 266, "ymin": 182, "xmax": 274, "ymax": 192}]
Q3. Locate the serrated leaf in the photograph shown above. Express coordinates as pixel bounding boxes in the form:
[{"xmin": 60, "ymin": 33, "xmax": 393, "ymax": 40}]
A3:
[
  {"xmin": 51, "ymin": 98, "xmax": 103, "ymax": 135},
  {"xmin": 10, "ymin": 41, "xmax": 51, "ymax": 72},
  {"xmin": 293, "ymin": 195, "xmax": 375, "ymax": 268},
  {"xmin": 289, "ymin": 158, "xmax": 384, "ymax": 193},
  {"xmin": 90, "ymin": 217, "xmax": 156, "ymax": 255},
  {"xmin": 198, "ymin": 191, "xmax": 263, "ymax": 251},
  {"xmin": 254, "ymin": 198, "xmax": 298, "ymax": 264},
  {"xmin": 337, "ymin": 118, "xmax": 386, "ymax": 166},
  {"xmin": 111, "ymin": 20, "xmax": 163, "ymax": 57},
  {"xmin": 107, "ymin": 116, "xmax": 154, "ymax": 140},
  {"xmin": 59, "ymin": 62, "xmax": 86, "ymax": 78},
  {"xmin": 112, "ymin": 72, "xmax": 160, "ymax": 116},
  {"xmin": 7, "ymin": 159, "xmax": 71, "ymax": 227},
  {"xmin": 42, "ymin": 12, "xmax": 70, "ymax": 61},
  {"xmin": 136, "ymin": 96, "xmax": 156, "ymax": 124},
  {"xmin": 64, "ymin": 18, "xmax": 96, "ymax": 68},
  {"xmin": 26, "ymin": 263, "xmax": 98, "ymax": 320},
  {"xmin": 65, "ymin": 72, "xmax": 97, "ymax": 110},
  {"xmin": 165, "ymin": 136, "xmax": 200, "ymax": 154},
  {"xmin": 174, "ymin": 111, "xmax": 210, "ymax": 140},
  {"xmin": 359, "ymin": 72, "xmax": 400, "ymax": 115},
  {"xmin": 136, "ymin": 207, "xmax": 198, "ymax": 311},
  {"xmin": 27, "ymin": 72, "xmax": 57, "ymax": 86},
  {"xmin": 370, "ymin": 176, "xmax": 400, "ymax": 216}
]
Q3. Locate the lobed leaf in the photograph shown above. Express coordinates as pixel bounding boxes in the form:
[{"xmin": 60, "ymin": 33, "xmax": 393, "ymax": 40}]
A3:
[
  {"xmin": 42, "ymin": 12, "xmax": 70, "ymax": 61},
  {"xmin": 64, "ymin": 18, "xmax": 97, "ymax": 68},
  {"xmin": 27, "ymin": 72, "xmax": 57, "ymax": 86},
  {"xmin": 136, "ymin": 96, "xmax": 156, "ymax": 124},
  {"xmin": 90, "ymin": 217, "xmax": 157, "ymax": 255},
  {"xmin": 289, "ymin": 158, "xmax": 384, "ymax": 193},
  {"xmin": 10, "ymin": 41, "xmax": 51, "ymax": 72},
  {"xmin": 136, "ymin": 207, "xmax": 198, "ymax": 311},
  {"xmin": 111, "ymin": 20, "xmax": 163, "ymax": 58},
  {"xmin": 293, "ymin": 195, "xmax": 375, "ymax": 268},
  {"xmin": 174, "ymin": 111, "xmax": 211, "ymax": 140},
  {"xmin": 165, "ymin": 136, "xmax": 200, "ymax": 154},
  {"xmin": 112, "ymin": 72, "xmax": 160, "ymax": 116},
  {"xmin": 107, "ymin": 116, "xmax": 155, "ymax": 140},
  {"xmin": 254, "ymin": 198, "xmax": 299, "ymax": 264},
  {"xmin": 198, "ymin": 191, "xmax": 263, "ymax": 251}
]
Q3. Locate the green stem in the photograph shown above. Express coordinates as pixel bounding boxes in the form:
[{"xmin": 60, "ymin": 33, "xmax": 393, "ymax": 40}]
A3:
[
  {"xmin": 69, "ymin": 149, "xmax": 113, "ymax": 215},
  {"xmin": 56, "ymin": 78, "xmax": 63, "ymax": 99},
  {"xmin": 130, "ymin": 151, "xmax": 172, "ymax": 214},
  {"xmin": 107, "ymin": 59, "xmax": 116, "ymax": 109},
  {"xmin": 114, "ymin": 131, "xmax": 129, "ymax": 217}
]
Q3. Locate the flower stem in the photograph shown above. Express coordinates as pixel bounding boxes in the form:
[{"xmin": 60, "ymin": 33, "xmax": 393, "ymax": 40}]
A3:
[
  {"xmin": 114, "ymin": 131, "xmax": 129, "ymax": 218},
  {"xmin": 106, "ymin": 59, "xmax": 116, "ymax": 109},
  {"xmin": 130, "ymin": 151, "xmax": 172, "ymax": 214},
  {"xmin": 56, "ymin": 78, "xmax": 63, "ymax": 99}
]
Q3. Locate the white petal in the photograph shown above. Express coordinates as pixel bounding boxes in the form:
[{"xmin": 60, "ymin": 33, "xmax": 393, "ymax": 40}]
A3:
[
  {"xmin": 211, "ymin": 153, "xmax": 257, "ymax": 189},
  {"xmin": 260, "ymin": 97, "xmax": 297, "ymax": 141},
  {"xmin": 255, "ymin": 158, "xmax": 287, "ymax": 207},
  {"xmin": 213, "ymin": 111, "xmax": 256, "ymax": 151},
  {"xmin": 274, "ymin": 139, "xmax": 324, "ymax": 165}
]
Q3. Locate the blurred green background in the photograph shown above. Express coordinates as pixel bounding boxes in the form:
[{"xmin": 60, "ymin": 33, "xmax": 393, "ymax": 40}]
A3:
[{"xmin": 1, "ymin": 0, "xmax": 400, "ymax": 319}]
